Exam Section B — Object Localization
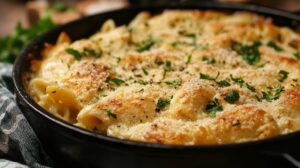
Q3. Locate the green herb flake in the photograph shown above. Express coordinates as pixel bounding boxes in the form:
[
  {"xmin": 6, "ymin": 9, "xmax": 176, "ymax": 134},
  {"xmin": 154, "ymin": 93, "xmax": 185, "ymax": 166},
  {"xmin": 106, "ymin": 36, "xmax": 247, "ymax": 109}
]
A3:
[
  {"xmin": 111, "ymin": 78, "xmax": 125, "ymax": 86},
  {"xmin": 156, "ymin": 98, "xmax": 170, "ymax": 111},
  {"xmin": 0, "ymin": 16, "xmax": 55, "ymax": 63},
  {"xmin": 261, "ymin": 86, "xmax": 284, "ymax": 102},
  {"xmin": 142, "ymin": 68, "xmax": 148, "ymax": 75},
  {"xmin": 278, "ymin": 70, "xmax": 289, "ymax": 82},
  {"xmin": 203, "ymin": 57, "xmax": 216, "ymax": 65},
  {"xmin": 165, "ymin": 61, "xmax": 172, "ymax": 71},
  {"xmin": 115, "ymin": 57, "xmax": 121, "ymax": 63},
  {"xmin": 165, "ymin": 79, "xmax": 182, "ymax": 87},
  {"xmin": 294, "ymin": 52, "xmax": 300, "ymax": 60},
  {"xmin": 205, "ymin": 98, "xmax": 223, "ymax": 117},
  {"xmin": 82, "ymin": 48, "xmax": 101, "ymax": 58},
  {"xmin": 255, "ymin": 95, "xmax": 261, "ymax": 101},
  {"xmin": 105, "ymin": 109, "xmax": 117, "ymax": 119},
  {"xmin": 185, "ymin": 33, "xmax": 197, "ymax": 46},
  {"xmin": 186, "ymin": 54, "xmax": 192, "ymax": 64},
  {"xmin": 171, "ymin": 41, "xmax": 189, "ymax": 47},
  {"xmin": 136, "ymin": 37, "xmax": 155, "ymax": 52},
  {"xmin": 105, "ymin": 76, "xmax": 110, "ymax": 83},
  {"xmin": 200, "ymin": 73, "xmax": 215, "ymax": 80},
  {"xmin": 246, "ymin": 83, "xmax": 256, "ymax": 92},
  {"xmin": 217, "ymin": 80, "xmax": 231, "ymax": 87},
  {"xmin": 267, "ymin": 41, "xmax": 283, "ymax": 52},
  {"xmin": 127, "ymin": 27, "xmax": 133, "ymax": 33},
  {"xmin": 201, "ymin": 43, "xmax": 209, "ymax": 50},
  {"xmin": 52, "ymin": 2, "xmax": 70, "ymax": 12},
  {"xmin": 163, "ymin": 61, "xmax": 172, "ymax": 80},
  {"xmin": 137, "ymin": 80, "xmax": 148, "ymax": 85},
  {"xmin": 231, "ymin": 40, "xmax": 261, "ymax": 65},
  {"xmin": 65, "ymin": 48, "xmax": 82, "ymax": 60},
  {"xmin": 155, "ymin": 60, "xmax": 164, "ymax": 65},
  {"xmin": 256, "ymin": 63, "xmax": 267, "ymax": 68},
  {"xmin": 230, "ymin": 74, "xmax": 244, "ymax": 87},
  {"xmin": 224, "ymin": 90, "xmax": 240, "ymax": 104}
]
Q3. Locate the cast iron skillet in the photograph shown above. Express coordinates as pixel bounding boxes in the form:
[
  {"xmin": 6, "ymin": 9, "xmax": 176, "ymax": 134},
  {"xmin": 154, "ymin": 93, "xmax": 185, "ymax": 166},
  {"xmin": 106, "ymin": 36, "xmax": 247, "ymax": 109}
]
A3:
[{"xmin": 13, "ymin": 2, "xmax": 300, "ymax": 168}]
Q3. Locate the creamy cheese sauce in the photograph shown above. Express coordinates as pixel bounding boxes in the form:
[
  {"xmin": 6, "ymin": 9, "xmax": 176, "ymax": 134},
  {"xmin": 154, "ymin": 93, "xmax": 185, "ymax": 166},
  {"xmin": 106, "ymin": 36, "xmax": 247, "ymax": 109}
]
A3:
[{"xmin": 28, "ymin": 10, "xmax": 300, "ymax": 145}]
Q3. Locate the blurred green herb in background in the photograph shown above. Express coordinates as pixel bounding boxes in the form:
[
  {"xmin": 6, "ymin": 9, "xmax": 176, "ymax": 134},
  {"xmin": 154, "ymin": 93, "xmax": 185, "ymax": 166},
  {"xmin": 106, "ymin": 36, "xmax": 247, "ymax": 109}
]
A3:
[
  {"xmin": 52, "ymin": 2, "xmax": 70, "ymax": 12},
  {"xmin": 0, "ymin": 12, "xmax": 55, "ymax": 63}
]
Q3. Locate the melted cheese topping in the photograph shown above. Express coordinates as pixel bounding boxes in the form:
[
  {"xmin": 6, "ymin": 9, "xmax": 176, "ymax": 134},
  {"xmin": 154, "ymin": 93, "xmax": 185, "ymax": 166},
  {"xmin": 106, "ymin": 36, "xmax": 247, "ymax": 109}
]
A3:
[{"xmin": 28, "ymin": 10, "xmax": 300, "ymax": 145}]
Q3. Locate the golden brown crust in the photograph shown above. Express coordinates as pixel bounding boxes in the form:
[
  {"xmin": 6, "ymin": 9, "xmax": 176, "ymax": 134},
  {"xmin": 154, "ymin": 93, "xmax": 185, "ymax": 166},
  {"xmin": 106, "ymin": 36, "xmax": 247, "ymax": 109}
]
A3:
[
  {"xmin": 28, "ymin": 10, "xmax": 300, "ymax": 145},
  {"xmin": 211, "ymin": 106, "xmax": 280, "ymax": 143}
]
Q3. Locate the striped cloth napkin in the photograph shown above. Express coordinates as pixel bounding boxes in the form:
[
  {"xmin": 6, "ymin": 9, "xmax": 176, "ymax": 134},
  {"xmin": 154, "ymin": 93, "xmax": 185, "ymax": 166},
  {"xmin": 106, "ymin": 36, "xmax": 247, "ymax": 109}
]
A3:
[{"xmin": 0, "ymin": 63, "xmax": 52, "ymax": 168}]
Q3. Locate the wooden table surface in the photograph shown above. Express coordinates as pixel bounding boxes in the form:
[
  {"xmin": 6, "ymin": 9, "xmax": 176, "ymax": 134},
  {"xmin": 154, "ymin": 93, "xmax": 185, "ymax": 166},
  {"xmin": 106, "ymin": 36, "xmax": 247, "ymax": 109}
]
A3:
[
  {"xmin": 1, "ymin": 0, "xmax": 300, "ymax": 37},
  {"xmin": 0, "ymin": 0, "xmax": 28, "ymax": 36}
]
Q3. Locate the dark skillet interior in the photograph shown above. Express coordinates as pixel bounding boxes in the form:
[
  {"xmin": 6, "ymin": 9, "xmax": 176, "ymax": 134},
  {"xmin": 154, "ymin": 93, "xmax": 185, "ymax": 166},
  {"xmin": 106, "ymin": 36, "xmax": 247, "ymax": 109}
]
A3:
[{"xmin": 13, "ymin": 2, "xmax": 300, "ymax": 168}]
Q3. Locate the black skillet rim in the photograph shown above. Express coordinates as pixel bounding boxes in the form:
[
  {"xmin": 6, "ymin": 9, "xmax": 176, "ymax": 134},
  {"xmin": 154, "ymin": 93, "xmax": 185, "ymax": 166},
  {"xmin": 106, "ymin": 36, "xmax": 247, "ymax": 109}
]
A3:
[{"xmin": 12, "ymin": 1, "xmax": 300, "ymax": 151}]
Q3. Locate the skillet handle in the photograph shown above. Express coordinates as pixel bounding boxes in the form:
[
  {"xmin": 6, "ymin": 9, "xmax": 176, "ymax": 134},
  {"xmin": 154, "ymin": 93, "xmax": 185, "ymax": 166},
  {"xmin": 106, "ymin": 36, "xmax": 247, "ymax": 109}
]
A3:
[
  {"xmin": 282, "ymin": 153, "xmax": 300, "ymax": 168},
  {"xmin": 263, "ymin": 151, "xmax": 300, "ymax": 168},
  {"xmin": 292, "ymin": 11, "xmax": 300, "ymax": 17}
]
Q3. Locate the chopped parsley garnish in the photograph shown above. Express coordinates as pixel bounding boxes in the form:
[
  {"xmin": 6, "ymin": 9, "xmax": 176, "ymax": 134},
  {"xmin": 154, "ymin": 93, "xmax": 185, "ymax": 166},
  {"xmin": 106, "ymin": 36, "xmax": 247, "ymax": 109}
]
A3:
[
  {"xmin": 136, "ymin": 37, "xmax": 155, "ymax": 52},
  {"xmin": 165, "ymin": 61, "xmax": 172, "ymax": 71},
  {"xmin": 163, "ymin": 61, "xmax": 172, "ymax": 79},
  {"xmin": 66, "ymin": 48, "xmax": 101, "ymax": 60},
  {"xmin": 294, "ymin": 52, "xmax": 300, "ymax": 60},
  {"xmin": 171, "ymin": 41, "xmax": 189, "ymax": 47},
  {"xmin": 52, "ymin": 2, "xmax": 70, "ymax": 12},
  {"xmin": 127, "ymin": 27, "xmax": 133, "ymax": 33},
  {"xmin": 255, "ymin": 95, "xmax": 261, "ymax": 101},
  {"xmin": 257, "ymin": 63, "xmax": 267, "ymax": 68},
  {"xmin": 0, "ymin": 14, "xmax": 55, "ymax": 63},
  {"xmin": 65, "ymin": 48, "xmax": 81, "ymax": 60},
  {"xmin": 200, "ymin": 73, "xmax": 215, "ymax": 80},
  {"xmin": 261, "ymin": 86, "xmax": 284, "ymax": 102},
  {"xmin": 155, "ymin": 60, "xmax": 164, "ymax": 65},
  {"xmin": 217, "ymin": 80, "xmax": 231, "ymax": 87},
  {"xmin": 82, "ymin": 48, "xmax": 101, "ymax": 58},
  {"xmin": 165, "ymin": 79, "xmax": 182, "ymax": 87},
  {"xmin": 224, "ymin": 90, "xmax": 240, "ymax": 104},
  {"xmin": 201, "ymin": 43, "xmax": 209, "ymax": 50},
  {"xmin": 200, "ymin": 73, "xmax": 231, "ymax": 87},
  {"xmin": 115, "ymin": 57, "xmax": 121, "ymax": 63},
  {"xmin": 142, "ymin": 68, "xmax": 148, "ymax": 75},
  {"xmin": 267, "ymin": 41, "xmax": 283, "ymax": 52},
  {"xmin": 230, "ymin": 74, "xmax": 244, "ymax": 87},
  {"xmin": 156, "ymin": 98, "xmax": 170, "ymax": 111},
  {"xmin": 202, "ymin": 57, "xmax": 216, "ymax": 65},
  {"xmin": 186, "ymin": 54, "xmax": 192, "ymax": 64},
  {"xmin": 111, "ymin": 78, "xmax": 125, "ymax": 86},
  {"xmin": 185, "ymin": 33, "xmax": 197, "ymax": 46},
  {"xmin": 205, "ymin": 98, "xmax": 223, "ymax": 117},
  {"xmin": 105, "ymin": 109, "xmax": 117, "ymax": 119},
  {"xmin": 246, "ymin": 83, "xmax": 256, "ymax": 92},
  {"xmin": 231, "ymin": 40, "xmax": 261, "ymax": 65},
  {"xmin": 137, "ymin": 80, "xmax": 148, "ymax": 85},
  {"xmin": 278, "ymin": 70, "xmax": 289, "ymax": 82},
  {"xmin": 172, "ymin": 33, "xmax": 197, "ymax": 47},
  {"xmin": 105, "ymin": 76, "xmax": 110, "ymax": 83}
]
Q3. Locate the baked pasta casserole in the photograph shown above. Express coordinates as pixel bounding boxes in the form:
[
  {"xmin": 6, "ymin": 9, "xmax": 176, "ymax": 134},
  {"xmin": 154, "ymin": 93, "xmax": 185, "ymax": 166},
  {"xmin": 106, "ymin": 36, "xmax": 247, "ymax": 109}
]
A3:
[{"xmin": 27, "ymin": 10, "xmax": 300, "ymax": 145}]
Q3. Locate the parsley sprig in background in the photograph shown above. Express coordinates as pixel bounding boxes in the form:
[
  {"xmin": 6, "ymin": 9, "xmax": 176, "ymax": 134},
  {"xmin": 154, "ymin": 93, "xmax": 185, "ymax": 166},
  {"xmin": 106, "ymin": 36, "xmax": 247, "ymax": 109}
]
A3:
[
  {"xmin": 0, "ymin": 12, "xmax": 55, "ymax": 63},
  {"xmin": 0, "ymin": 1, "xmax": 72, "ymax": 63}
]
